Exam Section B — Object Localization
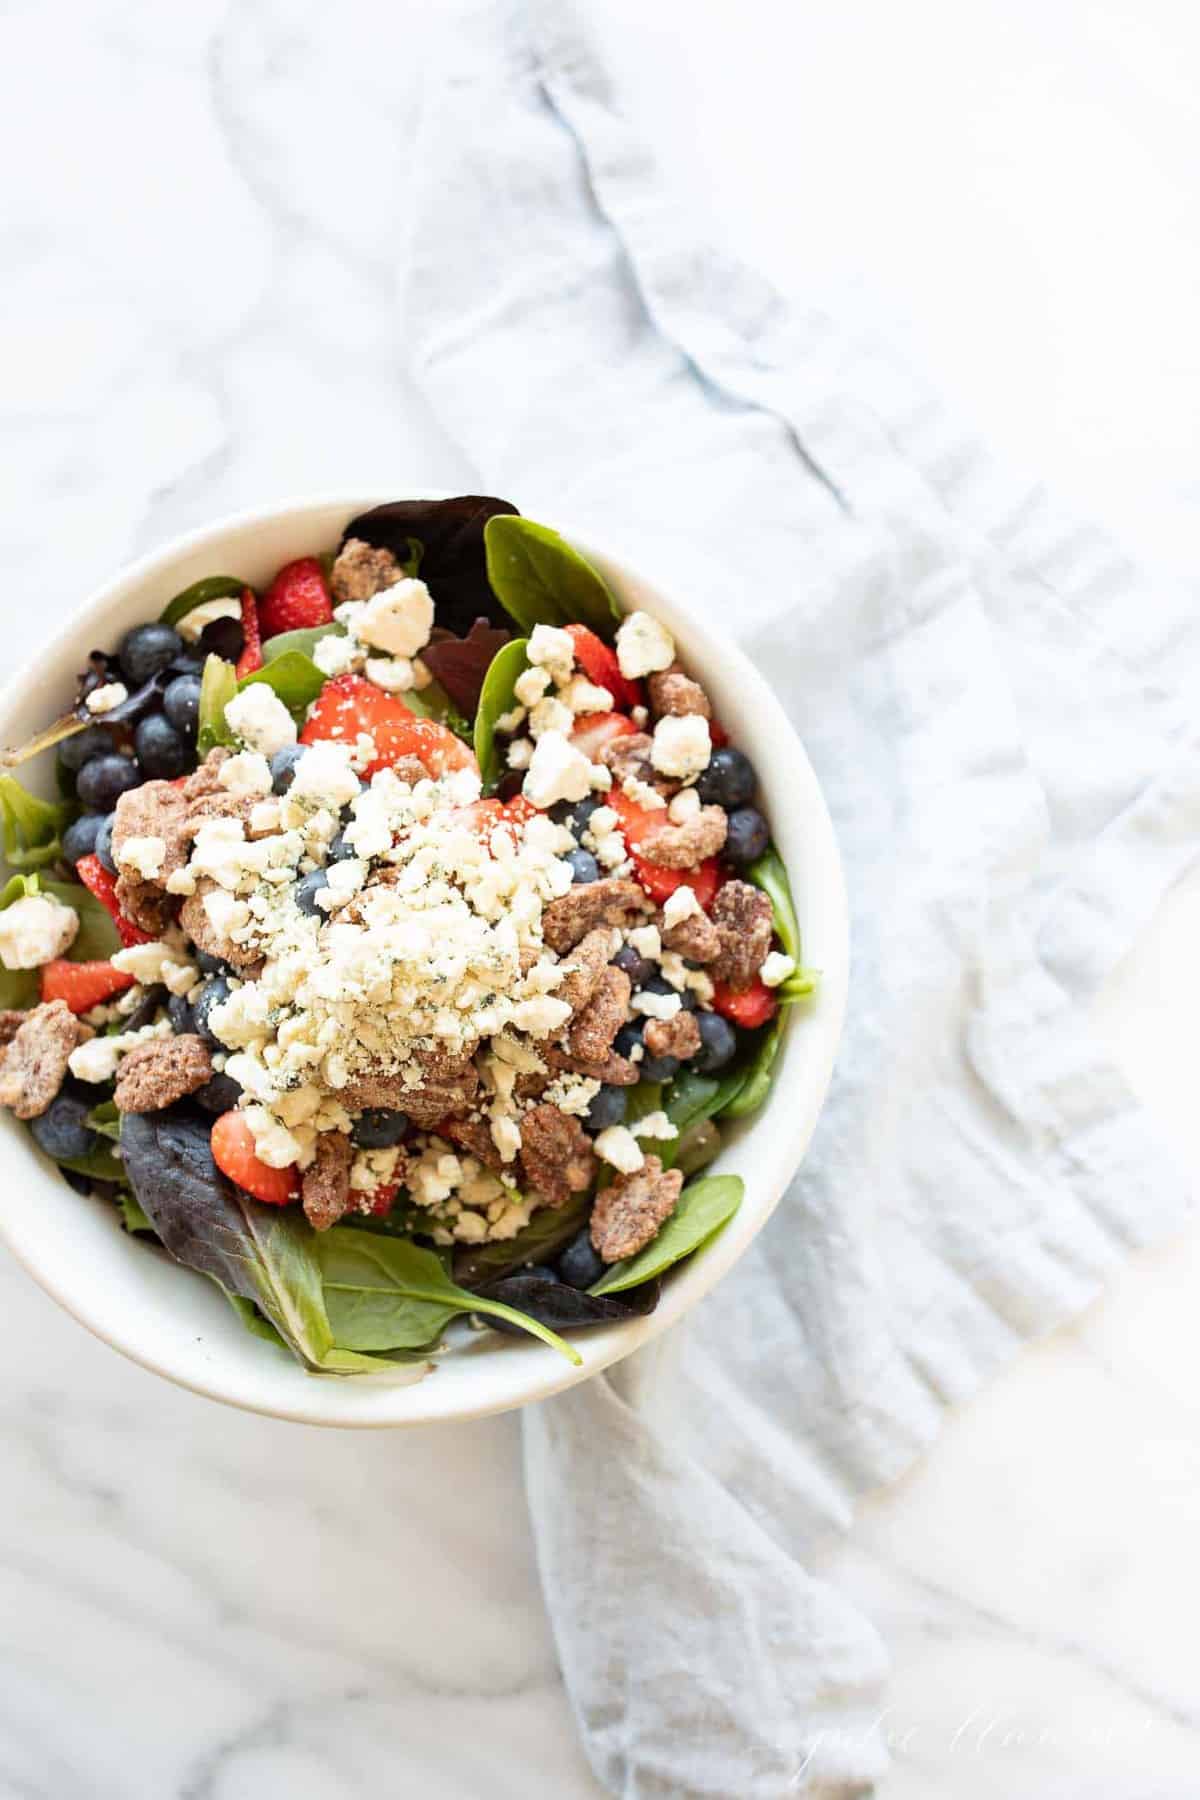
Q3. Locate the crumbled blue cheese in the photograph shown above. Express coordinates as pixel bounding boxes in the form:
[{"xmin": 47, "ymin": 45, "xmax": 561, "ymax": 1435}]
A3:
[
  {"xmin": 630, "ymin": 1109, "xmax": 678, "ymax": 1141},
  {"xmin": 224, "ymin": 684, "xmax": 297, "ymax": 757},
  {"xmin": 662, "ymin": 885, "xmax": 701, "ymax": 929},
  {"xmin": 0, "ymin": 894, "xmax": 79, "ymax": 969},
  {"xmin": 116, "ymin": 834, "xmax": 167, "ymax": 881},
  {"xmin": 632, "ymin": 988, "xmax": 682, "ymax": 1021},
  {"xmin": 528, "ymin": 695, "xmax": 574, "ymax": 740},
  {"xmin": 616, "ymin": 611, "xmax": 674, "ymax": 680},
  {"xmin": 560, "ymin": 675, "xmax": 613, "ymax": 714},
  {"xmin": 526, "ymin": 624, "xmax": 576, "ymax": 681},
  {"xmin": 313, "ymin": 632, "xmax": 364, "ymax": 678},
  {"xmin": 523, "ymin": 730, "xmax": 593, "ymax": 810},
  {"xmin": 364, "ymin": 655, "xmax": 415, "ymax": 693},
  {"xmin": 627, "ymin": 924, "xmax": 662, "ymax": 960},
  {"xmin": 85, "ymin": 681, "xmax": 128, "ymax": 715},
  {"xmin": 651, "ymin": 714, "xmax": 711, "ymax": 781},
  {"xmin": 68, "ymin": 1018, "xmax": 171, "ymax": 1084},
  {"xmin": 354, "ymin": 577, "xmax": 434, "ymax": 658},
  {"xmin": 218, "ymin": 751, "xmax": 273, "ymax": 796},
  {"xmin": 760, "ymin": 950, "xmax": 796, "ymax": 987},
  {"xmin": 593, "ymin": 1124, "xmax": 645, "ymax": 1174},
  {"xmin": 667, "ymin": 787, "xmax": 702, "ymax": 824},
  {"xmin": 514, "ymin": 665, "xmax": 551, "ymax": 708},
  {"xmin": 288, "ymin": 741, "xmax": 361, "ymax": 810}
]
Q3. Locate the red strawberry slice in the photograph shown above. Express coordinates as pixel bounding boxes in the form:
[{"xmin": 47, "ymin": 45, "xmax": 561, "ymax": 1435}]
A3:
[
  {"xmin": 300, "ymin": 674, "xmax": 477, "ymax": 779},
  {"xmin": 564, "ymin": 624, "xmax": 643, "ymax": 711},
  {"xmin": 74, "ymin": 854, "xmax": 154, "ymax": 946},
  {"xmin": 366, "ymin": 1181, "xmax": 399, "ymax": 1217},
  {"xmin": 569, "ymin": 711, "xmax": 638, "ymax": 761},
  {"xmin": 608, "ymin": 790, "xmax": 722, "ymax": 908},
  {"xmin": 235, "ymin": 587, "xmax": 263, "ymax": 679},
  {"xmin": 711, "ymin": 978, "xmax": 778, "ymax": 1029},
  {"xmin": 502, "ymin": 794, "xmax": 538, "ymax": 827},
  {"xmin": 259, "ymin": 557, "xmax": 334, "ymax": 640},
  {"xmin": 210, "ymin": 1111, "xmax": 299, "ymax": 1206},
  {"xmin": 40, "ymin": 959, "xmax": 135, "ymax": 1013}
]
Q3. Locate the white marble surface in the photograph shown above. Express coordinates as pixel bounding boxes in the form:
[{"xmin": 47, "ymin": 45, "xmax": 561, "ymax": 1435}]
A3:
[{"xmin": 1, "ymin": 2, "xmax": 1198, "ymax": 1794}]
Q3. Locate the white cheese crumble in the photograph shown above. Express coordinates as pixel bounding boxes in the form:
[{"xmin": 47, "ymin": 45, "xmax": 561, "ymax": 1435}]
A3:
[
  {"xmin": 651, "ymin": 714, "xmax": 711, "ymax": 781},
  {"xmin": 111, "ymin": 939, "xmax": 194, "ymax": 986},
  {"xmin": 528, "ymin": 695, "xmax": 574, "ymax": 740},
  {"xmin": 593, "ymin": 1124, "xmax": 645, "ymax": 1174},
  {"xmin": 364, "ymin": 655, "xmax": 415, "ymax": 694},
  {"xmin": 662, "ymin": 885, "xmax": 702, "ymax": 929},
  {"xmin": 116, "ymin": 834, "xmax": 166, "ymax": 881},
  {"xmin": 523, "ymin": 730, "xmax": 593, "ymax": 810},
  {"xmin": 313, "ymin": 632, "xmax": 364, "ymax": 678},
  {"xmin": 560, "ymin": 675, "xmax": 612, "ymax": 715},
  {"xmin": 526, "ymin": 624, "xmax": 576, "ymax": 681},
  {"xmin": 218, "ymin": 751, "xmax": 273, "ymax": 796},
  {"xmin": 616, "ymin": 611, "xmax": 674, "ymax": 680},
  {"xmin": 627, "ymin": 924, "xmax": 662, "ymax": 960},
  {"xmin": 85, "ymin": 682, "xmax": 128, "ymax": 715},
  {"xmin": 288, "ymin": 741, "xmax": 360, "ymax": 809},
  {"xmin": 760, "ymin": 950, "xmax": 796, "ymax": 988},
  {"xmin": 667, "ymin": 787, "xmax": 702, "ymax": 824},
  {"xmin": 630, "ymin": 1109, "xmax": 678, "ymax": 1141},
  {"xmin": 0, "ymin": 894, "xmax": 78, "ymax": 969},
  {"xmin": 68, "ymin": 1019, "xmax": 171, "ymax": 1084},
  {"xmin": 632, "ymin": 989, "xmax": 682, "ymax": 1021},
  {"xmin": 224, "ymin": 684, "xmax": 297, "ymax": 757},
  {"xmin": 354, "ymin": 577, "xmax": 434, "ymax": 658}
]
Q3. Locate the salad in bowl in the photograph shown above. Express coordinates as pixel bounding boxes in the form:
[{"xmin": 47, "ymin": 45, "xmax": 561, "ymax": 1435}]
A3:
[{"xmin": 0, "ymin": 497, "xmax": 816, "ymax": 1384}]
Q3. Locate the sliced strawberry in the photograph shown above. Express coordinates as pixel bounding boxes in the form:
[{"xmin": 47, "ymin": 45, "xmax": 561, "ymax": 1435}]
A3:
[
  {"xmin": 259, "ymin": 557, "xmax": 333, "ymax": 640},
  {"xmin": 449, "ymin": 798, "xmax": 508, "ymax": 842},
  {"xmin": 235, "ymin": 587, "xmax": 263, "ymax": 679},
  {"xmin": 40, "ymin": 959, "xmax": 135, "ymax": 1013},
  {"xmin": 366, "ymin": 1181, "xmax": 399, "ymax": 1217},
  {"xmin": 711, "ymin": 978, "xmax": 778, "ymax": 1029},
  {"xmin": 210, "ymin": 1110, "xmax": 299, "ymax": 1207},
  {"xmin": 564, "ymin": 624, "xmax": 642, "ymax": 711},
  {"xmin": 502, "ymin": 794, "xmax": 538, "ymax": 827},
  {"xmin": 709, "ymin": 718, "xmax": 729, "ymax": 749},
  {"xmin": 74, "ymin": 854, "xmax": 153, "ymax": 946},
  {"xmin": 569, "ymin": 711, "xmax": 638, "ymax": 761},
  {"xmin": 300, "ymin": 673, "xmax": 477, "ymax": 779},
  {"xmin": 608, "ymin": 790, "xmax": 722, "ymax": 907}
]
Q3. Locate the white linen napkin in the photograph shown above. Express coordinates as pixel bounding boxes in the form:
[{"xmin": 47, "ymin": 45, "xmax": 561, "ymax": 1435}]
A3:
[{"xmin": 395, "ymin": 3, "xmax": 1199, "ymax": 1791}]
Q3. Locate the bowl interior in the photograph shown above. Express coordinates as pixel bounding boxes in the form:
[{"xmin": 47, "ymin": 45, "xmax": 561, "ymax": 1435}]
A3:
[{"xmin": 0, "ymin": 495, "xmax": 847, "ymax": 1426}]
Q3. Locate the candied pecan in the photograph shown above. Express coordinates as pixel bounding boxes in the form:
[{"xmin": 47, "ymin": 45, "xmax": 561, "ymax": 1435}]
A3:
[
  {"xmin": 179, "ymin": 880, "xmax": 263, "ymax": 971},
  {"xmin": 0, "ymin": 1001, "xmax": 90, "ymax": 1120},
  {"xmin": 647, "ymin": 664, "xmax": 711, "ymax": 720},
  {"xmin": 543, "ymin": 1044, "xmax": 639, "ymax": 1086},
  {"xmin": 181, "ymin": 747, "xmax": 233, "ymax": 800},
  {"xmin": 601, "ymin": 732, "xmax": 656, "ymax": 783},
  {"xmin": 115, "ymin": 875, "xmax": 175, "ymax": 936},
  {"xmin": 639, "ymin": 804, "xmax": 727, "ymax": 870},
  {"xmin": 392, "ymin": 755, "xmax": 430, "ymax": 787},
  {"xmin": 590, "ymin": 1155, "xmax": 684, "ymax": 1262},
  {"xmin": 661, "ymin": 909, "xmax": 721, "ymax": 963},
  {"xmin": 330, "ymin": 538, "xmax": 403, "ymax": 604},
  {"xmin": 518, "ymin": 1103, "xmax": 596, "ymax": 1208},
  {"xmin": 0, "ymin": 1010, "xmax": 25, "ymax": 1046},
  {"xmin": 541, "ymin": 878, "xmax": 651, "ymax": 953},
  {"xmin": 441, "ymin": 1112, "xmax": 504, "ymax": 1171},
  {"xmin": 710, "ymin": 880, "xmax": 774, "ymax": 991},
  {"xmin": 112, "ymin": 779, "xmax": 190, "ymax": 883},
  {"xmin": 556, "ymin": 926, "xmax": 619, "ymax": 1016},
  {"xmin": 114, "ymin": 1034, "xmax": 213, "ymax": 1114},
  {"xmin": 338, "ymin": 1049, "xmax": 480, "ymax": 1128},
  {"xmin": 302, "ymin": 1130, "xmax": 353, "ymax": 1231},
  {"xmin": 564, "ymin": 966, "xmax": 630, "ymax": 1065},
  {"xmin": 643, "ymin": 1010, "xmax": 701, "ymax": 1061}
]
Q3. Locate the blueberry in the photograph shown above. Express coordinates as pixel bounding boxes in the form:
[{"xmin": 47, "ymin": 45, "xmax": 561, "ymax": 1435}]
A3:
[
  {"xmin": 639, "ymin": 1051, "xmax": 681, "ymax": 1083},
  {"xmin": 563, "ymin": 795, "xmax": 602, "ymax": 840},
  {"xmin": 192, "ymin": 1070, "xmax": 243, "ymax": 1115},
  {"xmin": 351, "ymin": 1108, "xmax": 410, "ymax": 1148},
  {"xmin": 326, "ymin": 829, "xmax": 356, "ymax": 863},
  {"xmin": 61, "ymin": 812, "xmax": 104, "ymax": 867},
  {"xmin": 163, "ymin": 673, "xmax": 202, "ymax": 736},
  {"xmin": 193, "ymin": 976, "xmax": 232, "ymax": 1046},
  {"xmin": 523, "ymin": 1263, "xmax": 561, "ymax": 1284},
  {"xmin": 270, "ymin": 744, "xmax": 307, "ymax": 794},
  {"xmin": 30, "ymin": 1093, "xmax": 97, "ymax": 1163},
  {"xmin": 134, "ymin": 714, "xmax": 191, "ymax": 780},
  {"xmin": 614, "ymin": 1020, "xmax": 644, "ymax": 1060},
  {"xmin": 612, "ymin": 943, "xmax": 654, "ymax": 988},
  {"xmin": 93, "ymin": 813, "xmax": 117, "ymax": 875},
  {"xmin": 639, "ymin": 974, "xmax": 676, "ymax": 997},
  {"xmin": 585, "ymin": 1084, "xmax": 628, "ymax": 1132},
  {"xmin": 695, "ymin": 1010, "xmax": 738, "ymax": 1073},
  {"xmin": 193, "ymin": 950, "xmax": 229, "ymax": 976},
  {"xmin": 76, "ymin": 753, "xmax": 140, "ymax": 812},
  {"xmin": 724, "ymin": 806, "xmax": 770, "ymax": 866},
  {"xmin": 167, "ymin": 993, "xmax": 196, "ymax": 1035},
  {"xmin": 168, "ymin": 648, "xmax": 205, "ymax": 677},
  {"xmin": 118, "ymin": 622, "xmax": 183, "ymax": 686},
  {"xmin": 557, "ymin": 1228, "xmax": 605, "ymax": 1290},
  {"xmin": 294, "ymin": 869, "xmax": 328, "ymax": 918},
  {"xmin": 61, "ymin": 724, "xmax": 116, "ymax": 773},
  {"xmin": 696, "ymin": 746, "xmax": 757, "ymax": 810},
  {"xmin": 198, "ymin": 615, "xmax": 244, "ymax": 663},
  {"xmin": 565, "ymin": 848, "xmax": 600, "ymax": 885}
]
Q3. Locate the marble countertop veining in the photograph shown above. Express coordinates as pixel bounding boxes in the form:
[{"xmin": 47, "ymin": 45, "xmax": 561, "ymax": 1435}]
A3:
[{"xmin": 2, "ymin": 2, "xmax": 1199, "ymax": 1795}]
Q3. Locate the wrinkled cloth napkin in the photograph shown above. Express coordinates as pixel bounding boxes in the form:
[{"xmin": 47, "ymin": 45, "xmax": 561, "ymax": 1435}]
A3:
[{"xmin": 395, "ymin": 3, "xmax": 1200, "ymax": 1792}]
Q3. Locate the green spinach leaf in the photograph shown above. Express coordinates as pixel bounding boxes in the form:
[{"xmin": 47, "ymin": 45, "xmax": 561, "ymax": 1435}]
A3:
[
  {"xmin": 474, "ymin": 638, "xmax": 529, "ymax": 790},
  {"xmin": 746, "ymin": 845, "xmax": 800, "ymax": 959},
  {"xmin": 196, "ymin": 655, "xmax": 238, "ymax": 756},
  {"xmin": 119, "ymin": 1192, "xmax": 155, "ymax": 1234},
  {"xmin": 718, "ymin": 1018, "xmax": 785, "ymax": 1120},
  {"xmin": 263, "ymin": 622, "xmax": 346, "ymax": 663},
  {"xmin": 86, "ymin": 1100, "xmax": 121, "ymax": 1142},
  {"xmin": 484, "ymin": 516, "xmax": 621, "ymax": 639},
  {"xmin": 41, "ymin": 878, "xmax": 121, "ymax": 960},
  {"xmin": 317, "ymin": 1227, "xmax": 581, "ymax": 1364},
  {"xmin": 0, "ymin": 775, "xmax": 72, "ymax": 870},
  {"xmin": 589, "ymin": 1174, "xmax": 744, "ymax": 1296},
  {"xmin": 405, "ymin": 679, "xmax": 472, "ymax": 740},
  {"xmin": 238, "ymin": 650, "xmax": 326, "ymax": 718},
  {"xmin": 158, "ymin": 575, "xmax": 246, "ymax": 629}
]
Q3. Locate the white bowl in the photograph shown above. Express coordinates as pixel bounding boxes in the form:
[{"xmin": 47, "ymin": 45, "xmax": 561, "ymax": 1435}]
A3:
[{"xmin": 0, "ymin": 494, "xmax": 848, "ymax": 1427}]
